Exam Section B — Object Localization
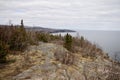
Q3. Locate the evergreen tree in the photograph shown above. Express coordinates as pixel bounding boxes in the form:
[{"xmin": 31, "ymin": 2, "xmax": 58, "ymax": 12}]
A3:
[
  {"xmin": 64, "ymin": 33, "xmax": 73, "ymax": 51},
  {"xmin": 21, "ymin": 19, "xmax": 24, "ymax": 28},
  {"xmin": 9, "ymin": 20, "xmax": 27, "ymax": 51},
  {"xmin": 80, "ymin": 36, "xmax": 84, "ymax": 47}
]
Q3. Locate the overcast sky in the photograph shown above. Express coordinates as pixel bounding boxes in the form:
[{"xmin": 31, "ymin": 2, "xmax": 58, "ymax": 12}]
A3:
[{"xmin": 0, "ymin": 0, "xmax": 120, "ymax": 30}]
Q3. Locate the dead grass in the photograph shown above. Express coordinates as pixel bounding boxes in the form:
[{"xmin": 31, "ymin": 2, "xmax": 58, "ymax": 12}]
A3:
[
  {"xmin": 0, "ymin": 54, "xmax": 24, "ymax": 80},
  {"xmin": 0, "ymin": 49, "xmax": 44, "ymax": 80}
]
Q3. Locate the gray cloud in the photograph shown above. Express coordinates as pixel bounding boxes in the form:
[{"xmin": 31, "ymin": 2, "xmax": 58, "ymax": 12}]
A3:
[{"xmin": 0, "ymin": 0, "xmax": 120, "ymax": 30}]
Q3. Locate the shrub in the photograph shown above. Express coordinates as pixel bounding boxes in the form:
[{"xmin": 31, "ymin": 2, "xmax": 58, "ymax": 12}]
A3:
[
  {"xmin": 36, "ymin": 32, "xmax": 49, "ymax": 42},
  {"xmin": 0, "ymin": 20, "xmax": 28, "ymax": 52},
  {"xmin": 64, "ymin": 33, "xmax": 73, "ymax": 51},
  {"xmin": 0, "ymin": 20, "xmax": 29, "ymax": 64},
  {"xmin": 9, "ymin": 26, "xmax": 27, "ymax": 51},
  {"xmin": 80, "ymin": 36, "xmax": 84, "ymax": 48},
  {"xmin": 27, "ymin": 31, "xmax": 38, "ymax": 45},
  {"xmin": 0, "ymin": 41, "xmax": 8, "ymax": 63}
]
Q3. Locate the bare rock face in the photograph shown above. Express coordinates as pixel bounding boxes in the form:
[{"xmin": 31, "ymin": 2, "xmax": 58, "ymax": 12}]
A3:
[
  {"xmin": 12, "ymin": 43, "xmax": 120, "ymax": 80},
  {"xmin": 13, "ymin": 63, "xmax": 57, "ymax": 80}
]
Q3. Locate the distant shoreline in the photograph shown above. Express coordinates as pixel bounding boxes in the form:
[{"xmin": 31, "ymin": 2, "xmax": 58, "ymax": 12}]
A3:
[
  {"xmin": 25, "ymin": 26, "xmax": 76, "ymax": 33},
  {"xmin": 0, "ymin": 24, "xmax": 76, "ymax": 33}
]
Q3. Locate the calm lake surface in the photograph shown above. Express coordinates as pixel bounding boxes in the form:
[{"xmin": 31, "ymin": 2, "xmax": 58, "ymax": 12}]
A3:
[{"xmin": 53, "ymin": 30, "xmax": 120, "ymax": 60}]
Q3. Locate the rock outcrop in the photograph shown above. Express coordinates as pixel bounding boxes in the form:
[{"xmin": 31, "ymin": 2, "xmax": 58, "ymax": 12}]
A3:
[{"xmin": 12, "ymin": 42, "xmax": 120, "ymax": 80}]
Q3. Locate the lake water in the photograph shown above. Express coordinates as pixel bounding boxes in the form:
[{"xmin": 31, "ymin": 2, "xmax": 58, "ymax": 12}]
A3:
[{"xmin": 53, "ymin": 30, "xmax": 120, "ymax": 60}]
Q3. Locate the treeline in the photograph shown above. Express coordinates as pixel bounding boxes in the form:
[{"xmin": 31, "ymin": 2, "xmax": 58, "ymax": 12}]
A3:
[
  {"xmin": 0, "ymin": 20, "xmax": 109, "ymax": 63},
  {"xmin": 0, "ymin": 20, "xmax": 63, "ymax": 63},
  {"xmin": 0, "ymin": 20, "xmax": 27, "ymax": 63}
]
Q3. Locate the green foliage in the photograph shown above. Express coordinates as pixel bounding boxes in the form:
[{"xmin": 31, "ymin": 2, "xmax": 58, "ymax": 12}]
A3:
[
  {"xmin": 8, "ymin": 20, "xmax": 27, "ymax": 51},
  {"xmin": 36, "ymin": 32, "xmax": 49, "ymax": 42},
  {"xmin": 64, "ymin": 33, "xmax": 73, "ymax": 51},
  {"xmin": 49, "ymin": 34, "xmax": 63, "ymax": 41},
  {"xmin": 0, "ymin": 20, "xmax": 28, "ymax": 52},
  {"xmin": 9, "ymin": 27, "xmax": 27, "ymax": 51},
  {"xmin": 0, "ymin": 41, "xmax": 8, "ymax": 63},
  {"xmin": 0, "ymin": 20, "xmax": 28, "ymax": 63}
]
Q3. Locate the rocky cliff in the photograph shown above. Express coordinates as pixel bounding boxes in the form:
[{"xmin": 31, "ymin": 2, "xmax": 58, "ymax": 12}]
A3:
[{"xmin": 10, "ymin": 42, "xmax": 120, "ymax": 80}]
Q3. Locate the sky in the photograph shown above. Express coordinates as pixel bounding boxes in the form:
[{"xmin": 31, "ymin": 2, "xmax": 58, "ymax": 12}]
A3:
[{"xmin": 0, "ymin": 0, "xmax": 120, "ymax": 30}]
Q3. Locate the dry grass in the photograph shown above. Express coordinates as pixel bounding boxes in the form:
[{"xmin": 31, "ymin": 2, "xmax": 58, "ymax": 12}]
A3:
[
  {"xmin": 0, "ymin": 49, "xmax": 44, "ymax": 80},
  {"xmin": 0, "ymin": 53, "xmax": 24, "ymax": 80}
]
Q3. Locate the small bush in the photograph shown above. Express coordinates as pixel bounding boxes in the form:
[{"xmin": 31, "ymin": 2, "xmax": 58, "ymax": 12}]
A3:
[
  {"xmin": 36, "ymin": 32, "xmax": 49, "ymax": 42},
  {"xmin": 0, "ymin": 41, "xmax": 8, "ymax": 63},
  {"xmin": 27, "ymin": 31, "xmax": 38, "ymax": 45}
]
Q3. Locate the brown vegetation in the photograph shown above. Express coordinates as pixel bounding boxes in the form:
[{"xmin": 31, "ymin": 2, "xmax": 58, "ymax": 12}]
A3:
[
  {"xmin": 0, "ymin": 21, "xmax": 27, "ymax": 63},
  {"xmin": 0, "ymin": 22, "xmax": 120, "ymax": 80},
  {"xmin": 54, "ymin": 50, "xmax": 74, "ymax": 65}
]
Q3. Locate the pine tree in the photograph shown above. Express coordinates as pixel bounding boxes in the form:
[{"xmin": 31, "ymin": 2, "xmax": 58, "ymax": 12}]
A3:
[
  {"xmin": 9, "ymin": 20, "xmax": 27, "ymax": 51},
  {"xmin": 80, "ymin": 36, "xmax": 84, "ymax": 47},
  {"xmin": 64, "ymin": 33, "xmax": 73, "ymax": 51},
  {"xmin": 21, "ymin": 19, "xmax": 24, "ymax": 28}
]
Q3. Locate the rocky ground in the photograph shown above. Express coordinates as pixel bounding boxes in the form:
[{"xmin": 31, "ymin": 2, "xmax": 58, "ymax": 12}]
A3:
[{"xmin": 0, "ymin": 42, "xmax": 120, "ymax": 80}]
